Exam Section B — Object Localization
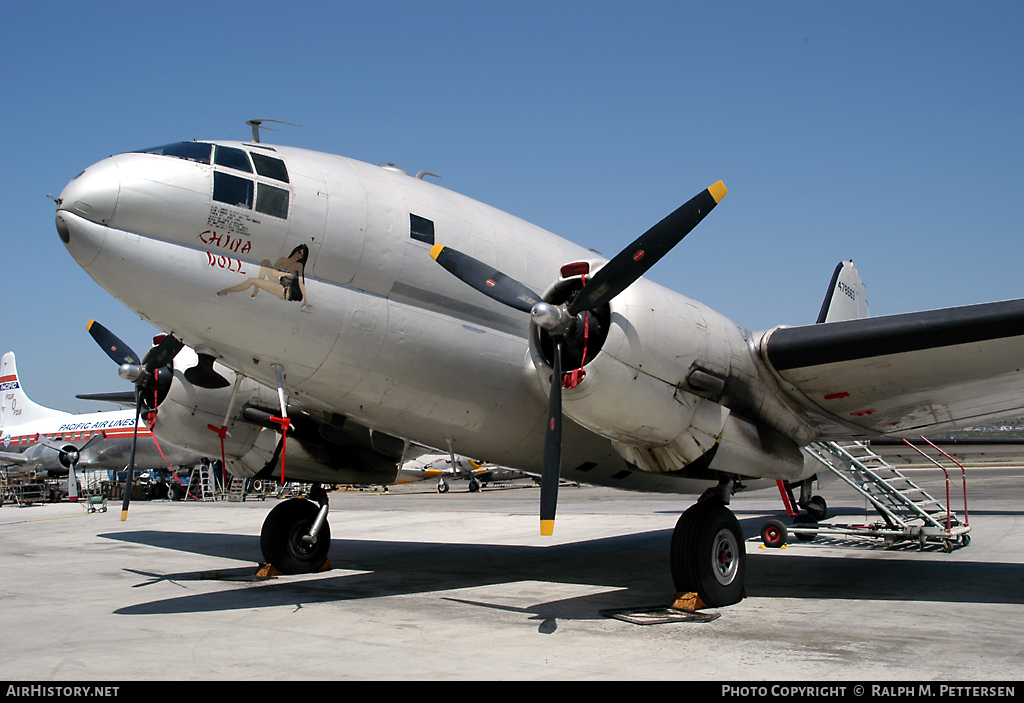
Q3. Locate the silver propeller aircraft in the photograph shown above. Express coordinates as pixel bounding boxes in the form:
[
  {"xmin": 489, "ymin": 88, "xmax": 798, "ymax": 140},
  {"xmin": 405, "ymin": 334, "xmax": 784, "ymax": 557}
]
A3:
[{"xmin": 52, "ymin": 136, "xmax": 1024, "ymax": 607}]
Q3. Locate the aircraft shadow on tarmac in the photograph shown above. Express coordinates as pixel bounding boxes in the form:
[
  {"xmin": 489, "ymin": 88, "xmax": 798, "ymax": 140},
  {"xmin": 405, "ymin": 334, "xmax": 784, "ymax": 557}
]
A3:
[{"xmin": 101, "ymin": 515, "xmax": 1024, "ymax": 621}]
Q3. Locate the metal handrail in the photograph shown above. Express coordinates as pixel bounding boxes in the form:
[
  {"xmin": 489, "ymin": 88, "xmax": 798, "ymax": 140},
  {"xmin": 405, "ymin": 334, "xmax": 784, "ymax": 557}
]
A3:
[{"xmin": 918, "ymin": 436, "xmax": 969, "ymax": 527}]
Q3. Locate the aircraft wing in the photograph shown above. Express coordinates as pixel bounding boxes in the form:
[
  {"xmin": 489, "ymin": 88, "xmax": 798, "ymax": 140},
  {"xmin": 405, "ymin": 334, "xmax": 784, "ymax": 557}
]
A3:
[
  {"xmin": 760, "ymin": 298, "xmax": 1024, "ymax": 439},
  {"xmin": 0, "ymin": 450, "xmax": 29, "ymax": 465}
]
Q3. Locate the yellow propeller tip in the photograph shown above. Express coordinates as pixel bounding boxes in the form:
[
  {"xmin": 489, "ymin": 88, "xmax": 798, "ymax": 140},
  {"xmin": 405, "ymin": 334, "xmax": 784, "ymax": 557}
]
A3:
[
  {"xmin": 708, "ymin": 181, "xmax": 727, "ymax": 204},
  {"xmin": 120, "ymin": 510, "xmax": 129, "ymax": 522},
  {"xmin": 429, "ymin": 244, "xmax": 445, "ymax": 261},
  {"xmin": 540, "ymin": 520, "xmax": 554, "ymax": 536}
]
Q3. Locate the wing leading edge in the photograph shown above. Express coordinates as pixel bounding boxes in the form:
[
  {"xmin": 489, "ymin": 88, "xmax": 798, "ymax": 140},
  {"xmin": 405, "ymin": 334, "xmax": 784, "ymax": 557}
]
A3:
[{"xmin": 760, "ymin": 298, "xmax": 1024, "ymax": 439}]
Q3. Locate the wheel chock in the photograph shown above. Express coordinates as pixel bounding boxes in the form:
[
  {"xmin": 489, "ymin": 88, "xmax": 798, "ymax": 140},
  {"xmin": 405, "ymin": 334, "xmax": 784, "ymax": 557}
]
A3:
[
  {"xmin": 254, "ymin": 559, "xmax": 332, "ymax": 578},
  {"xmin": 255, "ymin": 563, "xmax": 282, "ymax": 577},
  {"xmin": 672, "ymin": 592, "xmax": 709, "ymax": 613}
]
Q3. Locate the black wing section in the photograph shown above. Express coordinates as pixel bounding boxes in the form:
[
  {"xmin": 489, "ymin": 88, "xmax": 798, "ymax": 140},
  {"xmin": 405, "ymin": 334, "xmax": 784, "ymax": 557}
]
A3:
[{"xmin": 761, "ymin": 298, "xmax": 1024, "ymax": 437}]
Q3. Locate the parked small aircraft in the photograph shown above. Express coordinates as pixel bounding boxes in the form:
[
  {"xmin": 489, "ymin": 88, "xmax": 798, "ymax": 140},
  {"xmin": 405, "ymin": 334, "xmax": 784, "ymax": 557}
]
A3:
[
  {"xmin": 52, "ymin": 136, "xmax": 1024, "ymax": 606},
  {"xmin": 398, "ymin": 453, "xmax": 533, "ymax": 492}
]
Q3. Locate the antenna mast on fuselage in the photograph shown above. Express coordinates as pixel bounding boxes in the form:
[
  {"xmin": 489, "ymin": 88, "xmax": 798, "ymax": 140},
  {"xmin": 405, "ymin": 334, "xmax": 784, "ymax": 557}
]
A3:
[{"xmin": 245, "ymin": 119, "xmax": 302, "ymax": 143}]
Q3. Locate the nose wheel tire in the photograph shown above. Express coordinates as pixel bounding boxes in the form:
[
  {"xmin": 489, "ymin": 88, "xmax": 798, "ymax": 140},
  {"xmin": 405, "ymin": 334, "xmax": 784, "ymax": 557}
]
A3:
[
  {"xmin": 804, "ymin": 495, "xmax": 828, "ymax": 522},
  {"xmin": 670, "ymin": 501, "xmax": 746, "ymax": 607},
  {"xmin": 260, "ymin": 498, "xmax": 331, "ymax": 574}
]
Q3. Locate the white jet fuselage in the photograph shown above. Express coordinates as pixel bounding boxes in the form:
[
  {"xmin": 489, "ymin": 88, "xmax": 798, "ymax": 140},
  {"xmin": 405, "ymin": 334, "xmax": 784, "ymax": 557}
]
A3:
[{"xmin": 55, "ymin": 141, "xmax": 815, "ymax": 491}]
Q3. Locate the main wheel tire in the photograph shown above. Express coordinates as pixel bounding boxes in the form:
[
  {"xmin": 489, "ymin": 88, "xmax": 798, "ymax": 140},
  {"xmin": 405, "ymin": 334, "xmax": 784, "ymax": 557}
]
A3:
[
  {"xmin": 670, "ymin": 501, "xmax": 746, "ymax": 607},
  {"xmin": 260, "ymin": 498, "xmax": 331, "ymax": 574},
  {"xmin": 760, "ymin": 519, "xmax": 788, "ymax": 548},
  {"xmin": 805, "ymin": 495, "xmax": 828, "ymax": 521},
  {"xmin": 793, "ymin": 512, "xmax": 818, "ymax": 541}
]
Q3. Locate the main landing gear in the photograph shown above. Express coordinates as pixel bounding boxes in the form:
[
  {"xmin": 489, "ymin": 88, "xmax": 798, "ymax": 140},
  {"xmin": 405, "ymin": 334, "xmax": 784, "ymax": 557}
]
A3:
[
  {"xmin": 260, "ymin": 483, "xmax": 331, "ymax": 574},
  {"xmin": 669, "ymin": 483, "xmax": 746, "ymax": 608}
]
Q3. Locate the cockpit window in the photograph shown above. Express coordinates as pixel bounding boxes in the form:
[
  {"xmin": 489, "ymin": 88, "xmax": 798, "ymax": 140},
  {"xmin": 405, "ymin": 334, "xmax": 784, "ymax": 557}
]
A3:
[
  {"xmin": 213, "ymin": 171, "xmax": 254, "ymax": 209},
  {"xmin": 214, "ymin": 146, "xmax": 253, "ymax": 172},
  {"xmin": 134, "ymin": 142, "xmax": 212, "ymax": 164},
  {"xmin": 250, "ymin": 152, "xmax": 289, "ymax": 183},
  {"xmin": 256, "ymin": 183, "xmax": 289, "ymax": 219}
]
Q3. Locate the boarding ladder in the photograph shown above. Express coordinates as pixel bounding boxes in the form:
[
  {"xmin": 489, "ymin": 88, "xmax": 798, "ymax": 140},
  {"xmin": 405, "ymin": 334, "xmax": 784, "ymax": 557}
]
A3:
[
  {"xmin": 227, "ymin": 477, "xmax": 246, "ymax": 502},
  {"xmin": 803, "ymin": 440, "xmax": 970, "ymax": 548},
  {"xmin": 189, "ymin": 462, "xmax": 218, "ymax": 502}
]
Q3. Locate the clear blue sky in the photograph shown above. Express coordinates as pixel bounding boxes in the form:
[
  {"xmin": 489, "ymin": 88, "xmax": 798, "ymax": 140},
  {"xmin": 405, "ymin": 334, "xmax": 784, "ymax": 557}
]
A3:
[{"xmin": 3, "ymin": 1, "xmax": 1022, "ymax": 414}]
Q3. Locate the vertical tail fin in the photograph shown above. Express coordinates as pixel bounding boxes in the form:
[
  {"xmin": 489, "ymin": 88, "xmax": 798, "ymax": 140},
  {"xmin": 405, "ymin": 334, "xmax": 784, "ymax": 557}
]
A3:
[
  {"xmin": 816, "ymin": 260, "xmax": 870, "ymax": 323},
  {"xmin": 1, "ymin": 352, "xmax": 72, "ymax": 429}
]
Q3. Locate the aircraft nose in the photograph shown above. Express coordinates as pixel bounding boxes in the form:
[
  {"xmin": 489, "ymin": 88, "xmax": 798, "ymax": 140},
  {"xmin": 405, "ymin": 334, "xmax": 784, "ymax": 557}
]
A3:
[
  {"xmin": 55, "ymin": 157, "xmax": 120, "ymax": 267},
  {"xmin": 56, "ymin": 157, "xmax": 120, "ymax": 229}
]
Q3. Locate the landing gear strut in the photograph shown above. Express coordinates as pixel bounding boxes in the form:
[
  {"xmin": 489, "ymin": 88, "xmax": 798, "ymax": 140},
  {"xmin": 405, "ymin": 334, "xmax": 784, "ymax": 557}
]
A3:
[
  {"xmin": 670, "ymin": 484, "xmax": 746, "ymax": 607},
  {"xmin": 260, "ymin": 483, "xmax": 331, "ymax": 574}
]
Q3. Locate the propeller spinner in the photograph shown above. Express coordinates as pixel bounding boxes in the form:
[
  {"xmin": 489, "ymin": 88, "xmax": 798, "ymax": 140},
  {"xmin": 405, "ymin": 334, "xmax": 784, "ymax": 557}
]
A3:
[{"xmin": 430, "ymin": 181, "xmax": 727, "ymax": 534}]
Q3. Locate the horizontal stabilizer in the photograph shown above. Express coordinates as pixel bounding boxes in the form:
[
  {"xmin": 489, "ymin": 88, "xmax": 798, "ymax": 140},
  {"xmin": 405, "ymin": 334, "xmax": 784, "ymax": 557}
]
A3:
[{"xmin": 75, "ymin": 391, "xmax": 138, "ymax": 407}]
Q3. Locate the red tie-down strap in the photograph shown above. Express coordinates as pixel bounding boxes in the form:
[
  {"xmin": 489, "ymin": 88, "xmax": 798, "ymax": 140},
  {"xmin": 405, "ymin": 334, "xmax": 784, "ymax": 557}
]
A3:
[
  {"xmin": 140, "ymin": 394, "xmax": 188, "ymax": 491},
  {"xmin": 270, "ymin": 416, "xmax": 291, "ymax": 484},
  {"xmin": 563, "ymin": 282, "xmax": 589, "ymax": 390},
  {"xmin": 207, "ymin": 424, "xmax": 229, "ymax": 489}
]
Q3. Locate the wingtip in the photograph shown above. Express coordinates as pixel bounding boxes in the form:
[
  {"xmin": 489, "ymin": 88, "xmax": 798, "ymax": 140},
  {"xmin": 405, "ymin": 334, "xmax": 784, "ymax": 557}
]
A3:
[{"xmin": 708, "ymin": 181, "xmax": 727, "ymax": 204}]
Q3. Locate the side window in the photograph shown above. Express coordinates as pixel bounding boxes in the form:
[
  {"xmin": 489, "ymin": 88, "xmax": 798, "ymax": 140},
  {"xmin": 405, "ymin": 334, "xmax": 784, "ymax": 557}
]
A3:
[
  {"xmin": 213, "ymin": 171, "xmax": 253, "ymax": 209},
  {"xmin": 410, "ymin": 214, "xmax": 434, "ymax": 244},
  {"xmin": 250, "ymin": 153, "xmax": 289, "ymax": 183},
  {"xmin": 256, "ymin": 183, "xmax": 289, "ymax": 219},
  {"xmin": 215, "ymin": 146, "xmax": 253, "ymax": 172}
]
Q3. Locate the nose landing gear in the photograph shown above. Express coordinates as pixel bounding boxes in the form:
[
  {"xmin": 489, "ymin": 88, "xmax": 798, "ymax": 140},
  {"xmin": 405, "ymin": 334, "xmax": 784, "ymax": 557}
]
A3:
[{"xmin": 260, "ymin": 483, "xmax": 331, "ymax": 574}]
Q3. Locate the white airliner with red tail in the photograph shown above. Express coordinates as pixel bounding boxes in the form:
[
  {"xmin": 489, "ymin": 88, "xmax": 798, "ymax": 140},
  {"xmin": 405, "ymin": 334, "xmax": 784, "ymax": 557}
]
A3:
[{"xmin": 0, "ymin": 351, "xmax": 200, "ymax": 499}]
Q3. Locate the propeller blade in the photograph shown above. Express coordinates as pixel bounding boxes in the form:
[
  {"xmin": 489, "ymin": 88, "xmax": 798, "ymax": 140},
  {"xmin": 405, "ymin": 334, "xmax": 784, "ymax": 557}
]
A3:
[
  {"xmin": 184, "ymin": 353, "xmax": 231, "ymax": 389},
  {"xmin": 568, "ymin": 181, "xmax": 726, "ymax": 316},
  {"xmin": 430, "ymin": 244, "xmax": 542, "ymax": 314},
  {"xmin": 121, "ymin": 390, "xmax": 143, "ymax": 521},
  {"xmin": 540, "ymin": 339, "xmax": 563, "ymax": 536},
  {"xmin": 35, "ymin": 435, "xmax": 65, "ymax": 452},
  {"xmin": 141, "ymin": 334, "xmax": 184, "ymax": 373},
  {"xmin": 68, "ymin": 463, "xmax": 78, "ymax": 502},
  {"xmin": 87, "ymin": 320, "xmax": 141, "ymax": 366}
]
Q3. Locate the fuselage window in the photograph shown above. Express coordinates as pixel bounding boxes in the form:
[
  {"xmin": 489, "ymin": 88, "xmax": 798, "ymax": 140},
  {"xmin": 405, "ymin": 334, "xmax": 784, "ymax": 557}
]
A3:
[
  {"xmin": 215, "ymin": 146, "xmax": 253, "ymax": 172},
  {"xmin": 250, "ymin": 153, "xmax": 289, "ymax": 183},
  {"xmin": 255, "ymin": 183, "xmax": 290, "ymax": 219},
  {"xmin": 410, "ymin": 214, "xmax": 435, "ymax": 244},
  {"xmin": 134, "ymin": 142, "xmax": 212, "ymax": 164},
  {"xmin": 213, "ymin": 171, "xmax": 254, "ymax": 209}
]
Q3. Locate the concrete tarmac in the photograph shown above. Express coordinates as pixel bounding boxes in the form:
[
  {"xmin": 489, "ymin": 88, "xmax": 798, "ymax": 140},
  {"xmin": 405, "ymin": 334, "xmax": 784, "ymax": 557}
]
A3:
[{"xmin": 1, "ymin": 468, "xmax": 1022, "ymax": 681}]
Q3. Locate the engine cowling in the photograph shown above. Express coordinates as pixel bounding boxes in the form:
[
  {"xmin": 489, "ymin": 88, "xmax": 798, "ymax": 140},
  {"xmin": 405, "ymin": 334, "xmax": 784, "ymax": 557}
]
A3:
[{"xmin": 527, "ymin": 271, "xmax": 815, "ymax": 481}]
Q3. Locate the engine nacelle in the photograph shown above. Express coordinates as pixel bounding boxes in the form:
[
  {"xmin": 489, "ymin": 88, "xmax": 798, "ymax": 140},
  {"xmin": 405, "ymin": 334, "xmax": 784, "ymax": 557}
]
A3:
[
  {"xmin": 152, "ymin": 347, "xmax": 399, "ymax": 485},
  {"xmin": 151, "ymin": 347, "xmax": 265, "ymax": 463},
  {"xmin": 527, "ymin": 274, "xmax": 815, "ymax": 481}
]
